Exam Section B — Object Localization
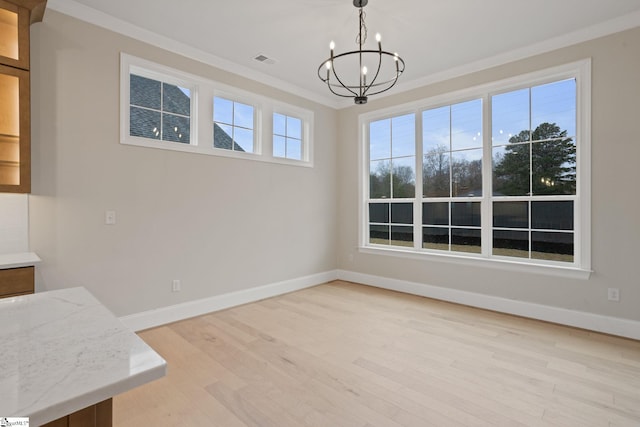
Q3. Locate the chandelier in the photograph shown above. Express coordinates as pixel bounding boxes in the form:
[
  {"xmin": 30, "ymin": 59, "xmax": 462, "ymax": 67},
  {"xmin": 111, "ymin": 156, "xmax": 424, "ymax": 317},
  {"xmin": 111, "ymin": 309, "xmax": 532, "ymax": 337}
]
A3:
[{"xmin": 317, "ymin": 0, "xmax": 405, "ymax": 105}]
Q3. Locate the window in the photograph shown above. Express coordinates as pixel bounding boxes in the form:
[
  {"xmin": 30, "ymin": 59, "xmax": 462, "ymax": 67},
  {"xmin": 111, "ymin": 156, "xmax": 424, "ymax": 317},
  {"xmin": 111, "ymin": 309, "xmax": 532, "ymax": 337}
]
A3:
[
  {"xmin": 361, "ymin": 60, "xmax": 590, "ymax": 275},
  {"xmin": 368, "ymin": 114, "xmax": 416, "ymax": 246},
  {"xmin": 273, "ymin": 113, "xmax": 303, "ymax": 160},
  {"xmin": 492, "ymin": 79, "xmax": 577, "ymax": 262},
  {"xmin": 129, "ymin": 74, "xmax": 192, "ymax": 144},
  {"xmin": 423, "ymin": 99, "xmax": 483, "ymax": 254},
  {"xmin": 213, "ymin": 97, "xmax": 255, "ymax": 153},
  {"xmin": 120, "ymin": 53, "xmax": 313, "ymax": 167},
  {"xmin": 271, "ymin": 106, "xmax": 314, "ymax": 164},
  {"xmin": 369, "ymin": 202, "xmax": 414, "ymax": 247}
]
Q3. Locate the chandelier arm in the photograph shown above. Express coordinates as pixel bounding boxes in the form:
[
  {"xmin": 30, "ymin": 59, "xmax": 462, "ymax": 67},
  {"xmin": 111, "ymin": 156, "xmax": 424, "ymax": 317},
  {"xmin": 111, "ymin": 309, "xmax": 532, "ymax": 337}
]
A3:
[
  {"xmin": 363, "ymin": 47, "xmax": 384, "ymax": 96},
  {"xmin": 317, "ymin": 52, "xmax": 405, "ymax": 92},
  {"xmin": 331, "ymin": 61, "xmax": 359, "ymax": 97},
  {"xmin": 325, "ymin": 76, "xmax": 358, "ymax": 98},
  {"xmin": 320, "ymin": 50, "xmax": 402, "ymax": 85},
  {"xmin": 317, "ymin": 63, "xmax": 328, "ymax": 83},
  {"xmin": 317, "ymin": 58, "xmax": 360, "ymax": 97},
  {"xmin": 318, "ymin": 49, "xmax": 404, "ymax": 81},
  {"xmin": 362, "ymin": 57, "xmax": 405, "ymax": 96}
]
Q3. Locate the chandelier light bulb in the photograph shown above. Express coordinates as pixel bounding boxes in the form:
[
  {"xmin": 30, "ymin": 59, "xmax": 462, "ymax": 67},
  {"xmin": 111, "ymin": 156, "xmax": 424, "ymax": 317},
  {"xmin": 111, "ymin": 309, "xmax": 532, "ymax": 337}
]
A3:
[
  {"xmin": 330, "ymin": 41, "xmax": 335, "ymax": 50},
  {"xmin": 325, "ymin": 61, "xmax": 332, "ymax": 70},
  {"xmin": 362, "ymin": 66, "xmax": 368, "ymax": 75},
  {"xmin": 375, "ymin": 33, "xmax": 381, "ymax": 42}
]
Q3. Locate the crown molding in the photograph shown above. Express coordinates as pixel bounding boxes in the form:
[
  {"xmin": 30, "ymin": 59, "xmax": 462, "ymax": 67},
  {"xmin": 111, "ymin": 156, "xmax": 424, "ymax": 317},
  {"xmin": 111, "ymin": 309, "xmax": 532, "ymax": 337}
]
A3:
[
  {"xmin": 46, "ymin": 0, "xmax": 342, "ymax": 109},
  {"xmin": 46, "ymin": 0, "xmax": 640, "ymax": 111},
  {"xmin": 384, "ymin": 10, "xmax": 640, "ymax": 104}
]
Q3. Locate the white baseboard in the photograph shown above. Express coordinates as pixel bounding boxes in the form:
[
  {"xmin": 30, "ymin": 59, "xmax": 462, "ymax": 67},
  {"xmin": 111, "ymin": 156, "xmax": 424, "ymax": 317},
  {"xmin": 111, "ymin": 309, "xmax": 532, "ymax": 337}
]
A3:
[
  {"xmin": 119, "ymin": 270, "xmax": 338, "ymax": 331},
  {"xmin": 337, "ymin": 270, "xmax": 640, "ymax": 341},
  {"xmin": 119, "ymin": 268, "xmax": 639, "ymax": 341}
]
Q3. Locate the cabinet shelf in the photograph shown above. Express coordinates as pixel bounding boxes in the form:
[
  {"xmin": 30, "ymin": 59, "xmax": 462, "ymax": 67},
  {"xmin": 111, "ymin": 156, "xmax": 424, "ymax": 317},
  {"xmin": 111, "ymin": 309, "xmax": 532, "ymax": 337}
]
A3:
[{"xmin": 0, "ymin": 134, "xmax": 19, "ymax": 166}]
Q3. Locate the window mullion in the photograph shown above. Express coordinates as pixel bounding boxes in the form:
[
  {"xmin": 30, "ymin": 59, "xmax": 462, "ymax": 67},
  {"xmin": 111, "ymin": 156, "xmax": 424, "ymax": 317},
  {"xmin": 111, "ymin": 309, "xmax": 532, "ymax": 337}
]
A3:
[
  {"xmin": 414, "ymin": 110, "xmax": 423, "ymax": 250},
  {"xmin": 160, "ymin": 82, "xmax": 164, "ymax": 141},
  {"xmin": 482, "ymin": 94, "xmax": 492, "ymax": 258},
  {"xmin": 448, "ymin": 106, "xmax": 453, "ymax": 252}
]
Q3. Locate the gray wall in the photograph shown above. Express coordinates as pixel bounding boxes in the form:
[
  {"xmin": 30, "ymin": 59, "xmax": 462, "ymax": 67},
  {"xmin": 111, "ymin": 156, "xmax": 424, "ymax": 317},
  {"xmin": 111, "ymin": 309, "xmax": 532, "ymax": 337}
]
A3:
[
  {"xmin": 29, "ymin": 11, "xmax": 338, "ymax": 317},
  {"xmin": 337, "ymin": 27, "xmax": 640, "ymax": 322}
]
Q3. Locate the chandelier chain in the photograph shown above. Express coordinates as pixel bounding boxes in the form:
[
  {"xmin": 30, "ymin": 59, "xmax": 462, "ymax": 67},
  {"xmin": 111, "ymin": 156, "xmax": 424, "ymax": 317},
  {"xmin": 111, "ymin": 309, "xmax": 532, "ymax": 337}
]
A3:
[{"xmin": 356, "ymin": 10, "xmax": 367, "ymax": 46}]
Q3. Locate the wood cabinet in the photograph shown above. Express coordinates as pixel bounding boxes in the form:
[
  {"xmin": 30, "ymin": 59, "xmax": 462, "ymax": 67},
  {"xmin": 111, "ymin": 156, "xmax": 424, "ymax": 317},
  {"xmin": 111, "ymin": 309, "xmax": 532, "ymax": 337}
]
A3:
[
  {"xmin": 42, "ymin": 399, "xmax": 113, "ymax": 427},
  {"xmin": 0, "ymin": 0, "xmax": 46, "ymax": 193},
  {"xmin": 0, "ymin": 265, "xmax": 34, "ymax": 297}
]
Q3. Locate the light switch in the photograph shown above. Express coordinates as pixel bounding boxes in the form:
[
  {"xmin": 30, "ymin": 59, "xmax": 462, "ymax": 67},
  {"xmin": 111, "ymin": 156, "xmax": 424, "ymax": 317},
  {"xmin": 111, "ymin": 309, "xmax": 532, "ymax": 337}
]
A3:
[{"xmin": 105, "ymin": 210, "xmax": 116, "ymax": 225}]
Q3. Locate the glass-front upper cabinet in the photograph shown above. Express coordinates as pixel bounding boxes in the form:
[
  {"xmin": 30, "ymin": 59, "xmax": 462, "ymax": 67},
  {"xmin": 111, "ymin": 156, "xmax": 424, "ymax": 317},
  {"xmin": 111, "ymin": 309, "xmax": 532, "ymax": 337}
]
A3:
[
  {"xmin": 0, "ymin": 64, "xmax": 28, "ymax": 191},
  {"xmin": 0, "ymin": 0, "xmax": 30, "ymax": 70},
  {"xmin": 0, "ymin": 0, "xmax": 45, "ymax": 192}
]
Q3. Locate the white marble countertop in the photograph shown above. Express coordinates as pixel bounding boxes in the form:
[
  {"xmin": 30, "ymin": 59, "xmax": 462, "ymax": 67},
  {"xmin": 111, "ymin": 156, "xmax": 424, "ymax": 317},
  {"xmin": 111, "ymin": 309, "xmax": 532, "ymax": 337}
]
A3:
[
  {"xmin": 0, "ymin": 252, "xmax": 41, "ymax": 269},
  {"xmin": 0, "ymin": 287, "xmax": 167, "ymax": 426}
]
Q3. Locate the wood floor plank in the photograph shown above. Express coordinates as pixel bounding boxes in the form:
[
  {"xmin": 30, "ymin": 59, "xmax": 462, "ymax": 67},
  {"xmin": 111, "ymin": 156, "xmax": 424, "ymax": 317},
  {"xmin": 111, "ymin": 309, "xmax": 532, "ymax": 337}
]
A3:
[{"xmin": 114, "ymin": 281, "xmax": 640, "ymax": 426}]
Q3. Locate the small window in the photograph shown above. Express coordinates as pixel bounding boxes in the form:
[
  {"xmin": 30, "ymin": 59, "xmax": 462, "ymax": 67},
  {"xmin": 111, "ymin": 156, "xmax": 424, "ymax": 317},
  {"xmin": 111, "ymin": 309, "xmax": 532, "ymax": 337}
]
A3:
[
  {"xmin": 273, "ymin": 113, "xmax": 303, "ymax": 161},
  {"xmin": 213, "ymin": 96, "xmax": 255, "ymax": 153},
  {"xmin": 129, "ymin": 74, "xmax": 192, "ymax": 144},
  {"xmin": 121, "ymin": 54, "xmax": 313, "ymax": 167}
]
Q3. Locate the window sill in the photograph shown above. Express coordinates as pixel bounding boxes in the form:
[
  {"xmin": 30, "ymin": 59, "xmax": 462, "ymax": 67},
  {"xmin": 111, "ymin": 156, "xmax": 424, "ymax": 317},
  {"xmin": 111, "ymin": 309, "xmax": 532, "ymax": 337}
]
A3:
[
  {"xmin": 359, "ymin": 245, "xmax": 592, "ymax": 280},
  {"xmin": 121, "ymin": 137, "xmax": 313, "ymax": 168}
]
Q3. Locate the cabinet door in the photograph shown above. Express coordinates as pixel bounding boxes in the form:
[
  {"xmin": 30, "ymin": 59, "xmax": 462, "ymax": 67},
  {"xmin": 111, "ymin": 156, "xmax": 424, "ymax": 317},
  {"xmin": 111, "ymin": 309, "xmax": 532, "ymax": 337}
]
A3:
[
  {"xmin": 0, "ymin": 63, "xmax": 29, "ymax": 192},
  {"xmin": 0, "ymin": 0, "xmax": 29, "ymax": 70},
  {"xmin": 0, "ymin": 266, "xmax": 34, "ymax": 297}
]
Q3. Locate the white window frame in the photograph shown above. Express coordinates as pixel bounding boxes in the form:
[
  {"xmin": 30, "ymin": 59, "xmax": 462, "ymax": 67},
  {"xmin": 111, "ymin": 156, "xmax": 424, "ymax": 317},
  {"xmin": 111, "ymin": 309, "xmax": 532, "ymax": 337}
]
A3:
[
  {"xmin": 120, "ymin": 53, "xmax": 313, "ymax": 167},
  {"xmin": 212, "ymin": 89, "xmax": 262, "ymax": 158},
  {"xmin": 271, "ymin": 103, "xmax": 314, "ymax": 166},
  {"xmin": 358, "ymin": 59, "xmax": 591, "ymax": 279},
  {"xmin": 121, "ymin": 55, "xmax": 198, "ymax": 151}
]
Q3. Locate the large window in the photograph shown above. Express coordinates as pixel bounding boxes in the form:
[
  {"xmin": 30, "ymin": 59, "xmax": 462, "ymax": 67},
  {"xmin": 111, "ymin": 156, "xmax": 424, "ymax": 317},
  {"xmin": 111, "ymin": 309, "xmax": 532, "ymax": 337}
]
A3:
[
  {"xmin": 361, "ymin": 61, "xmax": 590, "ymax": 275},
  {"xmin": 120, "ymin": 54, "xmax": 313, "ymax": 166}
]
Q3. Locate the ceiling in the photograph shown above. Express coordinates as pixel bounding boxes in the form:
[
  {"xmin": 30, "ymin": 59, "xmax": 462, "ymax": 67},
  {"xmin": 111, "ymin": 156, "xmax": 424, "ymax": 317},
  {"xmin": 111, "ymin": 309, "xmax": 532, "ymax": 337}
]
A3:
[{"xmin": 47, "ymin": 0, "xmax": 640, "ymax": 108}]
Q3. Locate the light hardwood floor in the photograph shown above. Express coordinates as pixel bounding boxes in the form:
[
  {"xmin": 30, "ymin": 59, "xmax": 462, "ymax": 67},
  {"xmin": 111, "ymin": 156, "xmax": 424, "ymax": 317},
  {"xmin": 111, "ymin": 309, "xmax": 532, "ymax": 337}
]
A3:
[{"xmin": 114, "ymin": 281, "xmax": 640, "ymax": 426}]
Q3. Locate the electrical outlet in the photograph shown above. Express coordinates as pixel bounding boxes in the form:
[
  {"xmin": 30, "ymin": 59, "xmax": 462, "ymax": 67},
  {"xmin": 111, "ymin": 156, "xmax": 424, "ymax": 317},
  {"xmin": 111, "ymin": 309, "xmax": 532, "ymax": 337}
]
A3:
[
  {"xmin": 607, "ymin": 288, "xmax": 620, "ymax": 302},
  {"xmin": 172, "ymin": 279, "xmax": 181, "ymax": 292}
]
